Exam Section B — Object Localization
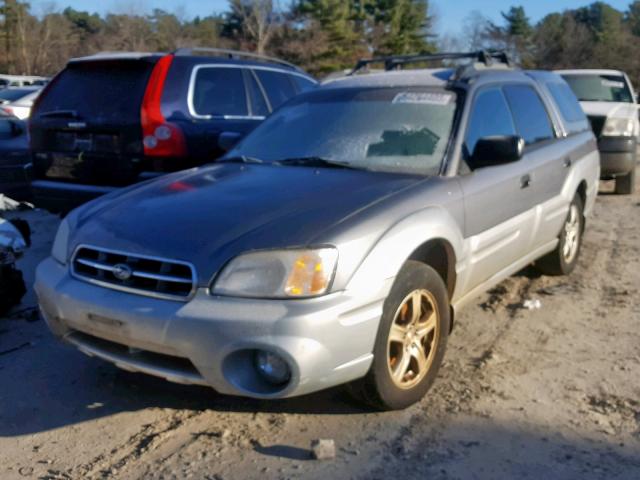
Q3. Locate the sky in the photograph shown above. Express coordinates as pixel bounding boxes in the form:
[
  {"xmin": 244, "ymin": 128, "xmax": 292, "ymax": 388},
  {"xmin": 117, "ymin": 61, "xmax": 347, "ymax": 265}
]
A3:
[{"xmin": 30, "ymin": 0, "xmax": 632, "ymax": 35}]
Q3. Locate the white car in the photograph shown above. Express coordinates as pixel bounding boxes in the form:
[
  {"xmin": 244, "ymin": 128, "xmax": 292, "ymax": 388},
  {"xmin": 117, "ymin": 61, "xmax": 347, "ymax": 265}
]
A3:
[
  {"xmin": 0, "ymin": 89, "xmax": 41, "ymax": 120},
  {"xmin": 556, "ymin": 69, "xmax": 638, "ymax": 194}
]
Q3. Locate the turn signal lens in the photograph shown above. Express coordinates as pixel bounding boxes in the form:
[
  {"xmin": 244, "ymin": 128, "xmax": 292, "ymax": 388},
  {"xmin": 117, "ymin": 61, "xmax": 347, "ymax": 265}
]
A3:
[{"xmin": 285, "ymin": 252, "xmax": 334, "ymax": 296}]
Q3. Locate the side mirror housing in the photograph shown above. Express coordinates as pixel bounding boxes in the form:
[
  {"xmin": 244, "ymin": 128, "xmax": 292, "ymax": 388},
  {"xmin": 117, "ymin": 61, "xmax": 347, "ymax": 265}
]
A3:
[
  {"xmin": 471, "ymin": 135, "xmax": 524, "ymax": 169},
  {"xmin": 218, "ymin": 131, "xmax": 243, "ymax": 152}
]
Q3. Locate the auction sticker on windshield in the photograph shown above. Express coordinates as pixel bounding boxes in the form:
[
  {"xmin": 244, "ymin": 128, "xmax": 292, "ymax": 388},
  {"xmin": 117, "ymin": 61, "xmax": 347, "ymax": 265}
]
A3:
[{"xmin": 392, "ymin": 92, "xmax": 453, "ymax": 105}]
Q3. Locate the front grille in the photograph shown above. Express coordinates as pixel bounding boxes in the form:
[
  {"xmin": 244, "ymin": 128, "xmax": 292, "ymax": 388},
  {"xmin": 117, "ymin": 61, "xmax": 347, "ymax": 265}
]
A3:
[
  {"xmin": 588, "ymin": 115, "xmax": 606, "ymax": 138},
  {"xmin": 72, "ymin": 245, "xmax": 196, "ymax": 301}
]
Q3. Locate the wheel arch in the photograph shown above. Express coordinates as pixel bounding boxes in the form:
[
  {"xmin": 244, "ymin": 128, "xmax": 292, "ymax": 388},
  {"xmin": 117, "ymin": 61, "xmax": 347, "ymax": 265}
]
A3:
[{"xmin": 406, "ymin": 238, "xmax": 457, "ymax": 301}]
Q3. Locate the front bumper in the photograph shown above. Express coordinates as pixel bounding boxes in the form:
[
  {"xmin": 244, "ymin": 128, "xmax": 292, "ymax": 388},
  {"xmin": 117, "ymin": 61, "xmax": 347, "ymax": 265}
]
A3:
[
  {"xmin": 35, "ymin": 257, "xmax": 391, "ymax": 399},
  {"xmin": 598, "ymin": 137, "xmax": 637, "ymax": 177}
]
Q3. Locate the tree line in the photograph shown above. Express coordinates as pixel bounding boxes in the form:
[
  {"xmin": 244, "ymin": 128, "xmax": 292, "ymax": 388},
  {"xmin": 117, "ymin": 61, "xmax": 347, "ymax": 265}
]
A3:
[{"xmin": 1, "ymin": 0, "xmax": 640, "ymax": 83}]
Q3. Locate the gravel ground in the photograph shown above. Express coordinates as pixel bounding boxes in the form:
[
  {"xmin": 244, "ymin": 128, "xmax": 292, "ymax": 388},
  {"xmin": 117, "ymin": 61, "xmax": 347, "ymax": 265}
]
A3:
[{"xmin": 0, "ymin": 173, "xmax": 639, "ymax": 480}]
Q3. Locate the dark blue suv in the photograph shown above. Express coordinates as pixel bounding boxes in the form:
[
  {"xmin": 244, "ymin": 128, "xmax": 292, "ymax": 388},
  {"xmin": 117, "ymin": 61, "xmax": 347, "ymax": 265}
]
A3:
[{"xmin": 29, "ymin": 48, "xmax": 316, "ymax": 212}]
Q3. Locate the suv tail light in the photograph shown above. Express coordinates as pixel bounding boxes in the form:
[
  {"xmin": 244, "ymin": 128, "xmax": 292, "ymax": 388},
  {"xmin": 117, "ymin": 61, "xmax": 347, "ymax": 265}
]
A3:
[{"xmin": 140, "ymin": 54, "xmax": 187, "ymax": 157}]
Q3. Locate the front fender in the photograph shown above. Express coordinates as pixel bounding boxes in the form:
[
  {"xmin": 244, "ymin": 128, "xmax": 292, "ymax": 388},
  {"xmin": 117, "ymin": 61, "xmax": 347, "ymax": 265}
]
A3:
[{"xmin": 344, "ymin": 206, "xmax": 465, "ymax": 299}]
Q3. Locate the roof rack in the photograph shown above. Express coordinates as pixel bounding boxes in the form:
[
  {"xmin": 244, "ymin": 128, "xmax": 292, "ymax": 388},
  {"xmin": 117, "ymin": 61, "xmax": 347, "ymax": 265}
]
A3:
[
  {"xmin": 173, "ymin": 47, "xmax": 302, "ymax": 71},
  {"xmin": 349, "ymin": 50, "xmax": 511, "ymax": 75}
]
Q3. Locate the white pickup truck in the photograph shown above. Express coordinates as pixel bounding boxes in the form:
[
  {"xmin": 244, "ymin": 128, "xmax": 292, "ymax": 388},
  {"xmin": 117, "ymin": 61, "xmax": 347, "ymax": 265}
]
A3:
[{"xmin": 557, "ymin": 69, "xmax": 638, "ymax": 194}]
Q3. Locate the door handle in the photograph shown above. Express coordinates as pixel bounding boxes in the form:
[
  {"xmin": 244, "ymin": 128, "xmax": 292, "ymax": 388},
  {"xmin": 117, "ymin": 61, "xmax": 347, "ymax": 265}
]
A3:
[
  {"xmin": 563, "ymin": 157, "xmax": 572, "ymax": 168},
  {"xmin": 520, "ymin": 174, "xmax": 532, "ymax": 189}
]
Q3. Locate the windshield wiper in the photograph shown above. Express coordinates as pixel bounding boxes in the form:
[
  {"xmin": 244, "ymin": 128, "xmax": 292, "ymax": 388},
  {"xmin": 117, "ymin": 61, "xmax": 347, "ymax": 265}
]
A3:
[
  {"xmin": 39, "ymin": 109, "xmax": 80, "ymax": 119},
  {"xmin": 219, "ymin": 155, "xmax": 264, "ymax": 164},
  {"xmin": 274, "ymin": 156, "xmax": 358, "ymax": 170}
]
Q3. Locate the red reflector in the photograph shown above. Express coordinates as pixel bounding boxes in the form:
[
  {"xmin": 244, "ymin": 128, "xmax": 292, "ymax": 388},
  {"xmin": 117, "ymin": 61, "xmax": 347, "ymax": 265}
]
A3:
[
  {"xmin": 141, "ymin": 54, "xmax": 187, "ymax": 157},
  {"xmin": 167, "ymin": 181, "xmax": 194, "ymax": 192}
]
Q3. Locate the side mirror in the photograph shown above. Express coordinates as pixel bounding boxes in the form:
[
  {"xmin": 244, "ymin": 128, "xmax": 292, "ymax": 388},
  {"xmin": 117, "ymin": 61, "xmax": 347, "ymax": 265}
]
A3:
[
  {"xmin": 218, "ymin": 131, "xmax": 242, "ymax": 152},
  {"xmin": 471, "ymin": 135, "xmax": 524, "ymax": 169}
]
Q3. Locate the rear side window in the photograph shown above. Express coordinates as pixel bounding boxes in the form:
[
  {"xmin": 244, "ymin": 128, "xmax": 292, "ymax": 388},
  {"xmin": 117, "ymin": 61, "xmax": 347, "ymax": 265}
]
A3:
[
  {"xmin": 465, "ymin": 88, "xmax": 516, "ymax": 155},
  {"xmin": 192, "ymin": 67, "xmax": 248, "ymax": 117},
  {"xmin": 503, "ymin": 85, "xmax": 554, "ymax": 145},
  {"xmin": 246, "ymin": 72, "xmax": 269, "ymax": 117},
  {"xmin": 34, "ymin": 61, "xmax": 153, "ymax": 121},
  {"xmin": 255, "ymin": 70, "xmax": 296, "ymax": 109},
  {"xmin": 546, "ymin": 82, "xmax": 588, "ymax": 130},
  {"xmin": 291, "ymin": 75, "xmax": 316, "ymax": 93}
]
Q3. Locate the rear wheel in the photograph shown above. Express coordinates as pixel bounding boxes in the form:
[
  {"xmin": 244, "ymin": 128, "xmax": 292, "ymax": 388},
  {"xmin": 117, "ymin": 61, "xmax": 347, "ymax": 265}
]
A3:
[
  {"xmin": 614, "ymin": 167, "xmax": 636, "ymax": 195},
  {"xmin": 349, "ymin": 261, "xmax": 450, "ymax": 410},
  {"xmin": 536, "ymin": 194, "xmax": 584, "ymax": 276}
]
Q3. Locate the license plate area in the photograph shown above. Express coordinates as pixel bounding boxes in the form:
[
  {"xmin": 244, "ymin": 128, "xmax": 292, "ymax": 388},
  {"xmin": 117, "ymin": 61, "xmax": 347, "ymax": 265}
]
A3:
[{"xmin": 46, "ymin": 153, "xmax": 84, "ymax": 179}]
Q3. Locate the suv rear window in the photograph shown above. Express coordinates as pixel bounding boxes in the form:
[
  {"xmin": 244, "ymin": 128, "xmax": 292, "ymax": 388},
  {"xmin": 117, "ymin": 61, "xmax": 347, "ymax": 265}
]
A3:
[
  {"xmin": 291, "ymin": 75, "xmax": 316, "ymax": 93},
  {"xmin": 545, "ymin": 81, "xmax": 589, "ymax": 135},
  {"xmin": 192, "ymin": 67, "xmax": 248, "ymax": 117},
  {"xmin": 34, "ymin": 61, "xmax": 154, "ymax": 121},
  {"xmin": 255, "ymin": 70, "xmax": 296, "ymax": 109}
]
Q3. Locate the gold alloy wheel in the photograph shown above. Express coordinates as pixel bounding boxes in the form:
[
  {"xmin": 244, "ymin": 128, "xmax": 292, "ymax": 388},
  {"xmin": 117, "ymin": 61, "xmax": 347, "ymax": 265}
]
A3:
[{"xmin": 387, "ymin": 289, "xmax": 440, "ymax": 390}]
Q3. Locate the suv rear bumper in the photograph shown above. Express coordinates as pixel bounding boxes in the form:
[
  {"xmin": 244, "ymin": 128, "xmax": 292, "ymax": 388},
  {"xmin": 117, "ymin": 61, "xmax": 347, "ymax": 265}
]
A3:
[{"xmin": 598, "ymin": 137, "xmax": 637, "ymax": 177}]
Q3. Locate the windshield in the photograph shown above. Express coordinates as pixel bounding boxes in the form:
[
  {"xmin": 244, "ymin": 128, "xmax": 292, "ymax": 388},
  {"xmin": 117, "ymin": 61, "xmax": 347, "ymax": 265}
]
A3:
[
  {"xmin": 561, "ymin": 74, "xmax": 634, "ymax": 103},
  {"xmin": 229, "ymin": 87, "xmax": 458, "ymax": 176}
]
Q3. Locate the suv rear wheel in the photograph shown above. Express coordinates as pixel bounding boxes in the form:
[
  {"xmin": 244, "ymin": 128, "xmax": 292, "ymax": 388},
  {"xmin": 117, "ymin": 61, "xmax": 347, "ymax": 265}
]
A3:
[
  {"xmin": 536, "ymin": 194, "xmax": 584, "ymax": 276},
  {"xmin": 349, "ymin": 261, "xmax": 449, "ymax": 410}
]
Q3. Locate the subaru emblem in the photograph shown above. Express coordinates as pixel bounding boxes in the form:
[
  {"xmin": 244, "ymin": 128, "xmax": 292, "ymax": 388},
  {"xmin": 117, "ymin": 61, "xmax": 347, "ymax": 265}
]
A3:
[{"xmin": 112, "ymin": 263, "xmax": 133, "ymax": 281}]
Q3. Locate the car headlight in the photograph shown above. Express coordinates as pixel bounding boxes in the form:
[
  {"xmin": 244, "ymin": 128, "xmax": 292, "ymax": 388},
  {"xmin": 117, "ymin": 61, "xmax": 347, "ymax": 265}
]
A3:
[
  {"xmin": 602, "ymin": 117, "xmax": 635, "ymax": 137},
  {"xmin": 51, "ymin": 217, "xmax": 70, "ymax": 265},
  {"xmin": 212, "ymin": 248, "xmax": 338, "ymax": 298}
]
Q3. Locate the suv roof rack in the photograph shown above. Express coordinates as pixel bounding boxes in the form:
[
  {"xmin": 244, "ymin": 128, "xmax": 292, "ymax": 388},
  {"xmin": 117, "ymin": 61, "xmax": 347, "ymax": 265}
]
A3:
[
  {"xmin": 349, "ymin": 50, "xmax": 511, "ymax": 76},
  {"xmin": 173, "ymin": 47, "xmax": 302, "ymax": 72}
]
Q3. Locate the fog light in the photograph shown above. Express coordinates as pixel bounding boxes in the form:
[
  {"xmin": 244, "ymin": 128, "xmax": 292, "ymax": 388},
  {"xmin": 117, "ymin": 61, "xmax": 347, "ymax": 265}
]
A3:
[{"xmin": 254, "ymin": 350, "xmax": 291, "ymax": 386}]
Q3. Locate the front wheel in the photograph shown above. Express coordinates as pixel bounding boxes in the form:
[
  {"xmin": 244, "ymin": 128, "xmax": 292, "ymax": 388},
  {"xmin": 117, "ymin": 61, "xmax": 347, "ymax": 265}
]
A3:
[
  {"xmin": 536, "ymin": 194, "xmax": 584, "ymax": 276},
  {"xmin": 349, "ymin": 261, "xmax": 450, "ymax": 410}
]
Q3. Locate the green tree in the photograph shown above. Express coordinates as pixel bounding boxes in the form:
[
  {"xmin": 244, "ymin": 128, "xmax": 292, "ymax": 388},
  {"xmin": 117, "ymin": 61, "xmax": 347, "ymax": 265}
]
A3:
[
  {"xmin": 502, "ymin": 5, "xmax": 532, "ymax": 37},
  {"xmin": 372, "ymin": 0, "xmax": 434, "ymax": 55},
  {"xmin": 488, "ymin": 5, "xmax": 534, "ymax": 67},
  {"xmin": 63, "ymin": 7, "xmax": 102, "ymax": 35},
  {"xmin": 532, "ymin": 12, "xmax": 594, "ymax": 69},
  {"xmin": 627, "ymin": 0, "xmax": 640, "ymax": 36},
  {"xmin": 296, "ymin": 0, "xmax": 364, "ymax": 73}
]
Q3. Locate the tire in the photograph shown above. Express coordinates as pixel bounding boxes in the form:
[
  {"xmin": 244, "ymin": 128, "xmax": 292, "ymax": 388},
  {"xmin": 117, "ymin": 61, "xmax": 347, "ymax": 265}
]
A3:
[
  {"xmin": 535, "ymin": 194, "xmax": 584, "ymax": 276},
  {"xmin": 348, "ymin": 261, "xmax": 450, "ymax": 410},
  {"xmin": 614, "ymin": 167, "xmax": 635, "ymax": 195}
]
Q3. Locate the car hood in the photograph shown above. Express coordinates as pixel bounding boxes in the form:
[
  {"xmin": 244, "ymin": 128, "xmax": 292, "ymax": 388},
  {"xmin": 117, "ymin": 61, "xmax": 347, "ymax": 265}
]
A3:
[
  {"xmin": 580, "ymin": 101, "xmax": 638, "ymax": 119},
  {"xmin": 71, "ymin": 163, "xmax": 422, "ymax": 286}
]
